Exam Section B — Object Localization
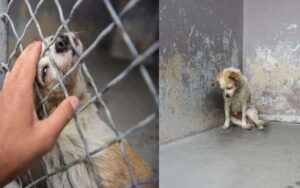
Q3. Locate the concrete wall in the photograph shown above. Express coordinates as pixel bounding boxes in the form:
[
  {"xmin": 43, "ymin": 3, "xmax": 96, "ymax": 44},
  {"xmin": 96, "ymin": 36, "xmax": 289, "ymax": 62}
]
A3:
[
  {"xmin": 159, "ymin": 0, "xmax": 243, "ymax": 143},
  {"xmin": 243, "ymin": 0, "xmax": 300, "ymax": 122}
]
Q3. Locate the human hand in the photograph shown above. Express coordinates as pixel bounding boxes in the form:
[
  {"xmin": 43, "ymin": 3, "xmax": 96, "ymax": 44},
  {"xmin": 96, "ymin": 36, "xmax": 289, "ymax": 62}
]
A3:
[{"xmin": 0, "ymin": 41, "xmax": 79, "ymax": 186}]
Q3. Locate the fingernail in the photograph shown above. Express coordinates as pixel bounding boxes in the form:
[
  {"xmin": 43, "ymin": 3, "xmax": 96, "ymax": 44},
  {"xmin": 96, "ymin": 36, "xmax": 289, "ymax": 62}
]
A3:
[{"xmin": 70, "ymin": 96, "xmax": 79, "ymax": 111}]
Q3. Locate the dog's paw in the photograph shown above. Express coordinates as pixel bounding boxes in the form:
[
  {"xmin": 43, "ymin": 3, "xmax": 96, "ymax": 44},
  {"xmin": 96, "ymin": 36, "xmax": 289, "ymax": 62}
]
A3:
[
  {"xmin": 255, "ymin": 120, "xmax": 265, "ymax": 130},
  {"xmin": 222, "ymin": 122, "xmax": 230, "ymax": 129},
  {"xmin": 257, "ymin": 125, "xmax": 264, "ymax": 130},
  {"xmin": 256, "ymin": 120, "xmax": 265, "ymax": 126},
  {"xmin": 242, "ymin": 123, "xmax": 252, "ymax": 129}
]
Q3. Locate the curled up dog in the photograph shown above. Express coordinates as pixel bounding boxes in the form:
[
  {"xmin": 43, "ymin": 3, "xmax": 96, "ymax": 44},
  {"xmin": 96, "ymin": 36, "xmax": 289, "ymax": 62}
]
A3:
[{"xmin": 212, "ymin": 67, "xmax": 264, "ymax": 130}]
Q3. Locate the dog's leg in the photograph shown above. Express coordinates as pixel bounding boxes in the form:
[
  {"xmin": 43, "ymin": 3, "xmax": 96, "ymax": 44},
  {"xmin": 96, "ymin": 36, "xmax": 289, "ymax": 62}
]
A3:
[
  {"xmin": 241, "ymin": 103, "xmax": 251, "ymax": 129},
  {"xmin": 230, "ymin": 113, "xmax": 254, "ymax": 127},
  {"xmin": 223, "ymin": 101, "xmax": 231, "ymax": 129},
  {"xmin": 246, "ymin": 107, "xmax": 264, "ymax": 130},
  {"xmin": 230, "ymin": 114, "xmax": 252, "ymax": 128},
  {"xmin": 230, "ymin": 116, "xmax": 242, "ymax": 127}
]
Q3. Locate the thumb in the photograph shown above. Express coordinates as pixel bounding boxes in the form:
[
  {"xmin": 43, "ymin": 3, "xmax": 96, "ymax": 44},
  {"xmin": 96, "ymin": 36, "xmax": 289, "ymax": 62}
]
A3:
[{"xmin": 38, "ymin": 96, "xmax": 79, "ymax": 139}]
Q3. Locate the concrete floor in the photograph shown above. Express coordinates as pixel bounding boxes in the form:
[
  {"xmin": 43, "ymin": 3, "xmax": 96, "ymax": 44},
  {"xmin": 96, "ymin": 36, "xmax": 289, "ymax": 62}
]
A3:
[{"xmin": 160, "ymin": 122, "xmax": 300, "ymax": 188}]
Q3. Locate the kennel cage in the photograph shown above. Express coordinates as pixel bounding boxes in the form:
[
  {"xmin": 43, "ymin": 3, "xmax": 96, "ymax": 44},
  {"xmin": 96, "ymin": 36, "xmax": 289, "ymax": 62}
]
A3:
[{"xmin": 0, "ymin": 0, "xmax": 158, "ymax": 187}]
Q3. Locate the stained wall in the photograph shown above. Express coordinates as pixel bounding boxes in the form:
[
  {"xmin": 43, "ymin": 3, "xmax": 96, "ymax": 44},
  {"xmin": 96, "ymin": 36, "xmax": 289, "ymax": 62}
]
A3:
[
  {"xmin": 160, "ymin": 0, "xmax": 243, "ymax": 143},
  {"xmin": 243, "ymin": 0, "xmax": 300, "ymax": 122}
]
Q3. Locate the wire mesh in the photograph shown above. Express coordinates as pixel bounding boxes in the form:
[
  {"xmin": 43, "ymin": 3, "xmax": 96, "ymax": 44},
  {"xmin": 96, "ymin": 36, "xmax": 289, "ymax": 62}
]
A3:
[{"xmin": 0, "ymin": 0, "xmax": 158, "ymax": 187}]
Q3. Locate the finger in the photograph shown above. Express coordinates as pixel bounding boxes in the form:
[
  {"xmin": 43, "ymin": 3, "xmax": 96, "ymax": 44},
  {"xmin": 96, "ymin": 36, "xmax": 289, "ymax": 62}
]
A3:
[
  {"xmin": 32, "ymin": 109, "xmax": 39, "ymax": 123},
  {"xmin": 2, "ymin": 71, "xmax": 10, "ymax": 89},
  {"xmin": 18, "ymin": 42, "xmax": 42, "ymax": 83},
  {"xmin": 36, "ymin": 96, "xmax": 79, "ymax": 142},
  {"xmin": 10, "ymin": 42, "xmax": 35, "ymax": 75},
  {"xmin": 11, "ymin": 41, "xmax": 42, "ymax": 84}
]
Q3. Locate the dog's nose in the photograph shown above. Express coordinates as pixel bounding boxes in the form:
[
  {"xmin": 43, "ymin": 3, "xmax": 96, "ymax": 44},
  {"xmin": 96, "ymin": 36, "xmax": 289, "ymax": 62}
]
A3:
[
  {"xmin": 55, "ymin": 35, "xmax": 69, "ymax": 53},
  {"xmin": 225, "ymin": 94, "xmax": 230, "ymax": 98}
]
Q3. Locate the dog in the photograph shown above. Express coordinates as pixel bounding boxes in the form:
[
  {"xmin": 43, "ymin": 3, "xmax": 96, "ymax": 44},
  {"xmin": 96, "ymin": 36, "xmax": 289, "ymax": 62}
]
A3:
[
  {"xmin": 212, "ymin": 67, "xmax": 264, "ymax": 130},
  {"xmin": 35, "ymin": 32, "xmax": 155, "ymax": 188}
]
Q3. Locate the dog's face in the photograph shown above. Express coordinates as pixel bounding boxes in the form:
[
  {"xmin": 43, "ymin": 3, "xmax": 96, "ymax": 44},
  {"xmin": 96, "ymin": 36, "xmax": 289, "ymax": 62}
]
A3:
[
  {"xmin": 212, "ymin": 68, "xmax": 241, "ymax": 98},
  {"xmin": 35, "ymin": 32, "xmax": 84, "ymax": 114},
  {"xmin": 36, "ymin": 32, "xmax": 83, "ymax": 95}
]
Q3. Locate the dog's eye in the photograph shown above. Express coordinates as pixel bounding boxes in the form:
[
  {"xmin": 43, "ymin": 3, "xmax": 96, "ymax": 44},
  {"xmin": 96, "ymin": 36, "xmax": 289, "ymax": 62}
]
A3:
[
  {"xmin": 227, "ymin": 87, "xmax": 232, "ymax": 90},
  {"xmin": 42, "ymin": 65, "xmax": 49, "ymax": 81}
]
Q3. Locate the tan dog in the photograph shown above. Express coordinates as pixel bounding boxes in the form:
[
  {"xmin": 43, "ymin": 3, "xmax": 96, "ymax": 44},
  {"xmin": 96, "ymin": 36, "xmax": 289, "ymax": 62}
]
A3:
[
  {"xmin": 212, "ymin": 67, "xmax": 264, "ymax": 130},
  {"xmin": 35, "ymin": 32, "xmax": 155, "ymax": 188}
]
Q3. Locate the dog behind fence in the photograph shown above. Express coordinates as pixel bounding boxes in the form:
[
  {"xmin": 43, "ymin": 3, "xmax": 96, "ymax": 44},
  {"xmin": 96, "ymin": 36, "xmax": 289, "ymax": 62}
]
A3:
[{"xmin": 0, "ymin": 0, "xmax": 158, "ymax": 187}]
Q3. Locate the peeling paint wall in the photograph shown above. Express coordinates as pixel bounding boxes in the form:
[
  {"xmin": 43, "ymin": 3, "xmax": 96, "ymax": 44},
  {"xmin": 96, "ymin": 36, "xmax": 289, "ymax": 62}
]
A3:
[
  {"xmin": 243, "ymin": 0, "xmax": 300, "ymax": 122},
  {"xmin": 160, "ymin": 0, "xmax": 243, "ymax": 143}
]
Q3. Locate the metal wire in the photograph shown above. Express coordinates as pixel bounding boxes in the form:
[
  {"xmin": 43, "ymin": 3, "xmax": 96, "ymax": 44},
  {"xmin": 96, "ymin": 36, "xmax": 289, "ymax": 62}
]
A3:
[{"xmin": 1, "ymin": 0, "xmax": 158, "ymax": 187}]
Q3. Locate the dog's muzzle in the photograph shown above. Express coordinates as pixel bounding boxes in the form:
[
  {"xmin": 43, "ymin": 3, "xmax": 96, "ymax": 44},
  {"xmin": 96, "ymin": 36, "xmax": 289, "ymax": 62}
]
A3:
[
  {"xmin": 225, "ymin": 94, "xmax": 230, "ymax": 98},
  {"xmin": 55, "ymin": 34, "xmax": 70, "ymax": 53}
]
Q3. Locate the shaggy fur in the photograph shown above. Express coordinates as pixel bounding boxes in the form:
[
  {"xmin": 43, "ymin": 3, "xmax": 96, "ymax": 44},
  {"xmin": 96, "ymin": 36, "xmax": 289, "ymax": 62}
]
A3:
[
  {"xmin": 212, "ymin": 67, "xmax": 264, "ymax": 130},
  {"xmin": 35, "ymin": 33, "xmax": 155, "ymax": 188}
]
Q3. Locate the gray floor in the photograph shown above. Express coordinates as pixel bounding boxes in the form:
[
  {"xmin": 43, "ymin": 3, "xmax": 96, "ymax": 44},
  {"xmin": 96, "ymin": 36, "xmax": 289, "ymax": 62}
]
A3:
[{"xmin": 160, "ymin": 122, "xmax": 300, "ymax": 188}]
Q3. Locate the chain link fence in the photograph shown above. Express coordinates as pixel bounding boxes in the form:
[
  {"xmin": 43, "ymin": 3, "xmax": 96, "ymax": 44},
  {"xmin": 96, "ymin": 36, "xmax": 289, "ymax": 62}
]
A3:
[{"xmin": 0, "ymin": 0, "xmax": 158, "ymax": 187}]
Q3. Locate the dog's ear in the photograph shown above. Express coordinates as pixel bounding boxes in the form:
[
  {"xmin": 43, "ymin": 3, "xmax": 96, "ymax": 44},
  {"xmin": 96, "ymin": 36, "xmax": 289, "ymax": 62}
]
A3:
[
  {"xmin": 228, "ymin": 70, "xmax": 241, "ymax": 81},
  {"xmin": 211, "ymin": 72, "xmax": 221, "ymax": 86}
]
